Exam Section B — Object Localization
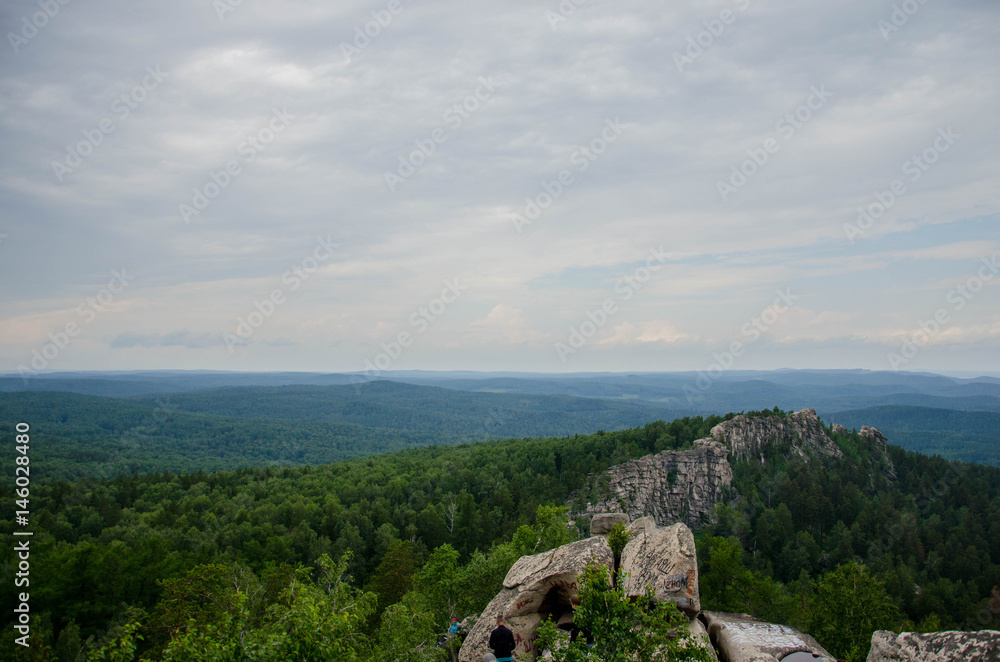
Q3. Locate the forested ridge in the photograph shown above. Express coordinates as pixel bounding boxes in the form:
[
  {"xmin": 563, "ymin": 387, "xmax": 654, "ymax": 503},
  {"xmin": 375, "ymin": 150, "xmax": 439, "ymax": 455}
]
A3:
[
  {"xmin": 0, "ymin": 391, "xmax": 468, "ymax": 483},
  {"xmin": 2, "ymin": 411, "xmax": 999, "ymax": 661},
  {"xmin": 0, "ymin": 383, "xmax": 682, "ymax": 483}
]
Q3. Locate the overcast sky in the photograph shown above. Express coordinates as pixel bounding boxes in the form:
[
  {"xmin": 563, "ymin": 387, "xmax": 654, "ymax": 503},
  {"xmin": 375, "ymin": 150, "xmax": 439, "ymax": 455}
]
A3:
[{"xmin": 1, "ymin": 0, "xmax": 998, "ymax": 375}]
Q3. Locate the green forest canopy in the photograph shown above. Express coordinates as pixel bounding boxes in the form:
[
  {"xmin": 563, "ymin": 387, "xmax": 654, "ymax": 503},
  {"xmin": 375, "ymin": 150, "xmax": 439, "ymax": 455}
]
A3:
[{"xmin": 3, "ymin": 411, "xmax": 999, "ymax": 661}]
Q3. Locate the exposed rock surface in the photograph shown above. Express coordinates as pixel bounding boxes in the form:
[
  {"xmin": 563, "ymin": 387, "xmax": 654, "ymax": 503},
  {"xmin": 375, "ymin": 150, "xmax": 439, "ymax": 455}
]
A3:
[
  {"xmin": 590, "ymin": 512, "xmax": 628, "ymax": 535},
  {"xmin": 709, "ymin": 409, "xmax": 843, "ymax": 463},
  {"xmin": 621, "ymin": 519, "xmax": 700, "ymax": 615},
  {"xmin": 859, "ymin": 426, "xmax": 898, "ymax": 480},
  {"xmin": 582, "ymin": 440, "xmax": 732, "ymax": 528},
  {"xmin": 459, "ymin": 536, "xmax": 614, "ymax": 662},
  {"xmin": 577, "ymin": 409, "xmax": 886, "ymax": 528},
  {"xmin": 702, "ymin": 611, "xmax": 836, "ymax": 662},
  {"xmin": 460, "ymin": 519, "xmax": 706, "ymax": 661},
  {"xmin": 866, "ymin": 630, "xmax": 1000, "ymax": 661},
  {"xmin": 690, "ymin": 618, "xmax": 719, "ymax": 661}
]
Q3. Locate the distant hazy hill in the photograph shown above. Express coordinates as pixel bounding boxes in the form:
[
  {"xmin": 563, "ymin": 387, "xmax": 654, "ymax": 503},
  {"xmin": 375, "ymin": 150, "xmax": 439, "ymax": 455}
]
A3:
[
  {"xmin": 136, "ymin": 380, "xmax": 683, "ymax": 436},
  {"xmin": 3, "ymin": 371, "xmax": 999, "ymax": 478},
  {"xmin": 5, "ymin": 370, "xmax": 1000, "ymax": 416},
  {"xmin": 0, "ymin": 371, "xmax": 357, "ymax": 396},
  {"xmin": 829, "ymin": 405, "xmax": 1000, "ymax": 466},
  {"xmin": 0, "ymin": 382, "xmax": 684, "ymax": 482},
  {"xmin": 0, "ymin": 390, "xmax": 472, "ymax": 482}
]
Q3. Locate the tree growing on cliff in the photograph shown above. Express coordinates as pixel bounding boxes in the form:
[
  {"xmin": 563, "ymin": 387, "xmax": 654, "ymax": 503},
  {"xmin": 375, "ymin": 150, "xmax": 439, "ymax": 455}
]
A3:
[{"xmin": 534, "ymin": 563, "xmax": 714, "ymax": 662}]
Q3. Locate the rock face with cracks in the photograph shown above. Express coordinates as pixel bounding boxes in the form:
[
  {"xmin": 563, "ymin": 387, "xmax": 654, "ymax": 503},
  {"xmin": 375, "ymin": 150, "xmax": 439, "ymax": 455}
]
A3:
[
  {"xmin": 621, "ymin": 517, "xmax": 700, "ymax": 616},
  {"xmin": 582, "ymin": 440, "xmax": 732, "ymax": 528},
  {"xmin": 866, "ymin": 630, "xmax": 1000, "ymax": 661},
  {"xmin": 708, "ymin": 408, "xmax": 843, "ymax": 463},
  {"xmin": 702, "ymin": 611, "xmax": 836, "ymax": 662},
  {"xmin": 580, "ymin": 409, "xmax": 877, "ymax": 528}
]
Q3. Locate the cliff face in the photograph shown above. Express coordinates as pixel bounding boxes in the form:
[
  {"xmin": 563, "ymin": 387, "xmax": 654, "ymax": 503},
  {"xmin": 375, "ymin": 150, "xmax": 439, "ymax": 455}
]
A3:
[
  {"xmin": 709, "ymin": 408, "xmax": 843, "ymax": 463},
  {"xmin": 581, "ymin": 409, "xmax": 874, "ymax": 528},
  {"xmin": 583, "ymin": 440, "xmax": 732, "ymax": 528}
]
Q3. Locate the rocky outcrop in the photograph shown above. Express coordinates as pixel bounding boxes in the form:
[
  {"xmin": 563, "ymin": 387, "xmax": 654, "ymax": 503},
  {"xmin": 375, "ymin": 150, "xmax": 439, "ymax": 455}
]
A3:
[
  {"xmin": 621, "ymin": 518, "xmax": 700, "ymax": 615},
  {"xmin": 460, "ymin": 518, "xmax": 707, "ymax": 662},
  {"xmin": 709, "ymin": 409, "xmax": 843, "ymax": 463},
  {"xmin": 579, "ymin": 409, "xmax": 873, "ymax": 528},
  {"xmin": 866, "ymin": 630, "xmax": 1000, "ymax": 661},
  {"xmin": 582, "ymin": 440, "xmax": 732, "ymax": 528},
  {"xmin": 458, "ymin": 536, "xmax": 614, "ymax": 662},
  {"xmin": 702, "ymin": 611, "xmax": 836, "ymax": 662},
  {"xmin": 859, "ymin": 425, "xmax": 898, "ymax": 480}
]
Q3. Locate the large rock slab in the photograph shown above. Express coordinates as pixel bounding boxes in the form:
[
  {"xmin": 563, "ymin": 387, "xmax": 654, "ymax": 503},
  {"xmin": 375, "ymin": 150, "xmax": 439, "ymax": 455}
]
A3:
[
  {"xmin": 867, "ymin": 630, "xmax": 1000, "ymax": 661},
  {"xmin": 621, "ymin": 520, "xmax": 700, "ymax": 616},
  {"xmin": 458, "ymin": 536, "xmax": 613, "ymax": 662},
  {"xmin": 590, "ymin": 512, "xmax": 629, "ymax": 535},
  {"xmin": 702, "ymin": 611, "xmax": 836, "ymax": 662}
]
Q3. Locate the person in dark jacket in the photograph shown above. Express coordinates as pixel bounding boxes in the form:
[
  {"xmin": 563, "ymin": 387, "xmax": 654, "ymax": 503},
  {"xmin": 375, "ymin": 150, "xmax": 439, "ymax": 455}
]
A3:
[{"xmin": 488, "ymin": 615, "xmax": 516, "ymax": 662}]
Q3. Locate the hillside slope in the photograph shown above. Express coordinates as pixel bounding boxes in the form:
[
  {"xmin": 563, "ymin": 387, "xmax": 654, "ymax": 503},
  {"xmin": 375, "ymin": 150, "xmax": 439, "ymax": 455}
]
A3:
[{"xmin": 830, "ymin": 406, "xmax": 1000, "ymax": 466}]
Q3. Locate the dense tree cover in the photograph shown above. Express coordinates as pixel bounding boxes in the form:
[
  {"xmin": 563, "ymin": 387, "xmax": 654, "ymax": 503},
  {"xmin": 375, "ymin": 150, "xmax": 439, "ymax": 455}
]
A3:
[
  {"xmin": 0, "ymin": 391, "xmax": 469, "ymax": 483},
  {"xmin": 831, "ymin": 405, "xmax": 1000, "ymax": 466},
  {"xmin": 0, "ymin": 384, "xmax": 685, "ymax": 483},
  {"xmin": 1, "ymin": 417, "xmax": 720, "ymax": 660},
  {"xmin": 696, "ymin": 422, "xmax": 1000, "ymax": 660},
  {"xmin": 133, "ymin": 381, "xmax": 681, "ymax": 438},
  {"xmin": 2, "ymin": 410, "xmax": 999, "ymax": 661}
]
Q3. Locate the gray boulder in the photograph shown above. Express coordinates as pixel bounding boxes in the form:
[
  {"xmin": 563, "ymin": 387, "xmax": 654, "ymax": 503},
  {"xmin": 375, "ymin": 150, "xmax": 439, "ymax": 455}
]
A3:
[
  {"xmin": 458, "ymin": 536, "xmax": 614, "ymax": 662},
  {"xmin": 590, "ymin": 512, "xmax": 629, "ymax": 535},
  {"xmin": 621, "ymin": 519, "xmax": 701, "ymax": 615},
  {"xmin": 702, "ymin": 611, "xmax": 836, "ymax": 662},
  {"xmin": 866, "ymin": 630, "xmax": 1000, "ymax": 661}
]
